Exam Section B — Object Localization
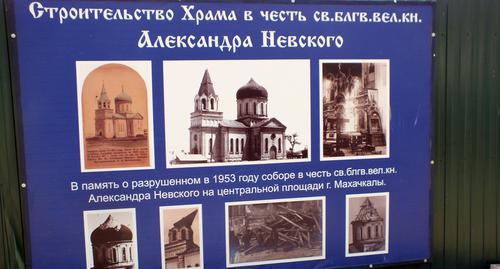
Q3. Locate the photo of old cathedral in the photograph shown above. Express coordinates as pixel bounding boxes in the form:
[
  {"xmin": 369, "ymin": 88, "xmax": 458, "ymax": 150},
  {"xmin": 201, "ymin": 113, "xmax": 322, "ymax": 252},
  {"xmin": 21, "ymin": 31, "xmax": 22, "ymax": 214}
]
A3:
[
  {"xmin": 78, "ymin": 61, "xmax": 153, "ymax": 171},
  {"xmin": 162, "ymin": 208, "xmax": 202, "ymax": 269},
  {"xmin": 173, "ymin": 70, "xmax": 289, "ymax": 164},
  {"xmin": 84, "ymin": 209, "xmax": 138, "ymax": 269},
  {"xmin": 346, "ymin": 193, "xmax": 389, "ymax": 257},
  {"xmin": 94, "ymin": 84, "xmax": 145, "ymax": 139}
]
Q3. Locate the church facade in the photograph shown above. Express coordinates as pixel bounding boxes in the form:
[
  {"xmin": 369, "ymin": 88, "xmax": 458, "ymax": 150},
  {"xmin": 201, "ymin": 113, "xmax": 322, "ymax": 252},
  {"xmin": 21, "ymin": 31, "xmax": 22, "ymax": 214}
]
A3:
[
  {"xmin": 90, "ymin": 215, "xmax": 135, "ymax": 269},
  {"xmin": 94, "ymin": 85, "xmax": 144, "ymax": 139},
  {"xmin": 165, "ymin": 210, "xmax": 201, "ymax": 269},
  {"xmin": 187, "ymin": 70, "xmax": 287, "ymax": 163},
  {"xmin": 350, "ymin": 198, "xmax": 385, "ymax": 253}
]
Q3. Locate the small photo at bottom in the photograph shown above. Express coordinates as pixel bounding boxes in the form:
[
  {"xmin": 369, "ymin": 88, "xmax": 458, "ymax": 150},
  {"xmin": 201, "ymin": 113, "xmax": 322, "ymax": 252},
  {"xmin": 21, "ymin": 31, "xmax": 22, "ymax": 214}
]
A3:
[
  {"xmin": 159, "ymin": 204, "xmax": 203, "ymax": 269},
  {"xmin": 83, "ymin": 208, "xmax": 138, "ymax": 269},
  {"xmin": 346, "ymin": 192, "xmax": 389, "ymax": 257},
  {"xmin": 226, "ymin": 196, "xmax": 325, "ymax": 267}
]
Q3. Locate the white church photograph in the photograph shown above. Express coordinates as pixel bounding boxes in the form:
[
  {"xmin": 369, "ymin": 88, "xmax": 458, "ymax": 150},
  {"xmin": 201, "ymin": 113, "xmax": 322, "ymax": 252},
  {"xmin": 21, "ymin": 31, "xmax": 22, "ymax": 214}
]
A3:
[{"xmin": 164, "ymin": 60, "xmax": 311, "ymax": 168}]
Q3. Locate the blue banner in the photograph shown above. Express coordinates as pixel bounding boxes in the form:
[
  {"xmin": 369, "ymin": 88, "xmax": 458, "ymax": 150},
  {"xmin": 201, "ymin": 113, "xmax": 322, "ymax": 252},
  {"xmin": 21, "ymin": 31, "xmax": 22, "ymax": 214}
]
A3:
[{"xmin": 9, "ymin": 1, "xmax": 432, "ymax": 268}]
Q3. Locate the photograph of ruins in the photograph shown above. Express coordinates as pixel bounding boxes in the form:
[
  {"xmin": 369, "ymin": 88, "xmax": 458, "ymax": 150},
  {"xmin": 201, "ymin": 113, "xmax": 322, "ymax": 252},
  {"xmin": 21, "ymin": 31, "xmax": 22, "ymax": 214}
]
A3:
[
  {"xmin": 77, "ymin": 61, "xmax": 154, "ymax": 171},
  {"xmin": 346, "ymin": 193, "xmax": 389, "ymax": 257},
  {"xmin": 321, "ymin": 60, "xmax": 390, "ymax": 160},
  {"xmin": 83, "ymin": 208, "xmax": 138, "ymax": 269},
  {"xmin": 226, "ymin": 197, "xmax": 325, "ymax": 267}
]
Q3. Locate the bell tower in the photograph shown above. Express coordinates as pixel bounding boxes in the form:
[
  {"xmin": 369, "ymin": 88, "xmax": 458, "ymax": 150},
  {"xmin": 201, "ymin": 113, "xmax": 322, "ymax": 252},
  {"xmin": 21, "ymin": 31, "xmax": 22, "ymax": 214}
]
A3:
[
  {"xmin": 94, "ymin": 83, "xmax": 114, "ymax": 139},
  {"xmin": 189, "ymin": 70, "xmax": 223, "ymax": 160}
]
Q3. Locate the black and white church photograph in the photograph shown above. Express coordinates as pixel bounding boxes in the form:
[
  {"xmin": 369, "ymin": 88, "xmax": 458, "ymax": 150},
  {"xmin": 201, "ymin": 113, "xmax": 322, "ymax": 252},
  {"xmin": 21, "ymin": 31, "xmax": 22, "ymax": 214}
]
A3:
[
  {"xmin": 346, "ymin": 192, "xmax": 389, "ymax": 257},
  {"xmin": 164, "ymin": 60, "xmax": 311, "ymax": 168},
  {"xmin": 320, "ymin": 60, "xmax": 390, "ymax": 160},
  {"xmin": 83, "ymin": 208, "xmax": 138, "ymax": 269},
  {"xmin": 225, "ymin": 197, "xmax": 325, "ymax": 267},
  {"xmin": 159, "ymin": 204, "xmax": 203, "ymax": 269}
]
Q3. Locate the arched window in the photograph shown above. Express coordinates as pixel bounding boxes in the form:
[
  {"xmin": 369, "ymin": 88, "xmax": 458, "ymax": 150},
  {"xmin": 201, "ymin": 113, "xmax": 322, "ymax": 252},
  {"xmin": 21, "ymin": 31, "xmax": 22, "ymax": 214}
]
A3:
[
  {"xmin": 265, "ymin": 138, "xmax": 269, "ymax": 153},
  {"xmin": 181, "ymin": 229, "xmax": 187, "ymax": 240},
  {"xmin": 172, "ymin": 230, "xmax": 177, "ymax": 241},
  {"xmin": 238, "ymin": 103, "xmax": 242, "ymax": 116},
  {"xmin": 230, "ymin": 139, "xmax": 234, "ymax": 153},
  {"xmin": 122, "ymin": 247, "xmax": 127, "ymax": 262},
  {"xmin": 375, "ymin": 225, "xmax": 379, "ymax": 237},
  {"xmin": 260, "ymin": 103, "xmax": 264, "ymax": 115},
  {"xmin": 129, "ymin": 248, "xmax": 133, "ymax": 261},
  {"xmin": 241, "ymin": 139, "xmax": 244, "ymax": 154},
  {"xmin": 201, "ymin": 98, "xmax": 207, "ymax": 110},
  {"xmin": 278, "ymin": 138, "xmax": 282, "ymax": 153},
  {"xmin": 235, "ymin": 138, "xmax": 239, "ymax": 153},
  {"xmin": 102, "ymin": 248, "xmax": 106, "ymax": 261},
  {"xmin": 209, "ymin": 138, "xmax": 213, "ymax": 154},
  {"xmin": 245, "ymin": 103, "xmax": 249, "ymax": 115},
  {"xmin": 369, "ymin": 63, "xmax": 375, "ymax": 73},
  {"xmin": 253, "ymin": 102, "xmax": 257, "ymax": 115},
  {"xmin": 371, "ymin": 113, "xmax": 381, "ymax": 132},
  {"xmin": 112, "ymin": 248, "xmax": 117, "ymax": 263},
  {"xmin": 255, "ymin": 136, "xmax": 259, "ymax": 153},
  {"xmin": 367, "ymin": 226, "xmax": 372, "ymax": 239},
  {"xmin": 210, "ymin": 98, "xmax": 215, "ymax": 110}
]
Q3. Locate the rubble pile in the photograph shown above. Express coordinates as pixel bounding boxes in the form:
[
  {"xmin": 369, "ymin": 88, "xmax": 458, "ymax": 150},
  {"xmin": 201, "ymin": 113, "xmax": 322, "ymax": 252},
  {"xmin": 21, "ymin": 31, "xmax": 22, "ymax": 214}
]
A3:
[{"xmin": 238, "ymin": 205, "xmax": 322, "ymax": 254}]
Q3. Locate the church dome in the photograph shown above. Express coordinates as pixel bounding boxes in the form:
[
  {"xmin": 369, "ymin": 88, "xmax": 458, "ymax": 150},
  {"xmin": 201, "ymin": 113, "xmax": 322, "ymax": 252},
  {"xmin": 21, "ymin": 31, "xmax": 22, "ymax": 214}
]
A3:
[
  {"xmin": 236, "ymin": 78, "xmax": 268, "ymax": 99},
  {"xmin": 115, "ymin": 90, "xmax": 132, "ymax": 103},
  {"xmin": 90, "ymin": 215, "xmax": 133, "ymax": 245}
]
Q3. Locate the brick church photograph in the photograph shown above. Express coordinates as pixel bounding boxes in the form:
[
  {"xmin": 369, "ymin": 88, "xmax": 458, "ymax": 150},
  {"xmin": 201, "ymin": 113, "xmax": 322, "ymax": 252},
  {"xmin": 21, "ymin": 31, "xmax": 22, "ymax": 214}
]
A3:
[{"xmin": 77, "ymin": 61, "xmax": 155, "ymax": 172}]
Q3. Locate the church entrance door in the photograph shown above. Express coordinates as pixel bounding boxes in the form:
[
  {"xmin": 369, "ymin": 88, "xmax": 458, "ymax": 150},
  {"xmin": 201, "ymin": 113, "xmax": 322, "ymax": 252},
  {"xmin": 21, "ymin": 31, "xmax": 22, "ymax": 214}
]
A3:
[{"xmin": 270, "ymin": 146, "xmax": 277, "ymax": 159}]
